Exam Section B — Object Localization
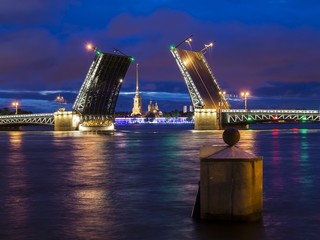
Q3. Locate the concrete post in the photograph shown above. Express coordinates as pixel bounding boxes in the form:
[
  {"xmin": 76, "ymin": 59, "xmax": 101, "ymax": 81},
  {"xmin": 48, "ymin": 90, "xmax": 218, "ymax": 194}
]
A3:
[
  {"xmin": 197, "ymin": 128, "xmax": 263, "ymax": 222},
  {"xmin": 194, "ymin": 109, "xmax": 219, "ymax": 130}
]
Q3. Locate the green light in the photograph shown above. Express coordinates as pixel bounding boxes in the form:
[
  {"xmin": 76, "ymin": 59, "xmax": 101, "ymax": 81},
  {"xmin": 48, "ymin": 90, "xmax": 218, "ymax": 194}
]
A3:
[
  {"xmin": 301, "ymin": 116, "xmax": 307, "ymax": 121},
  {"xmin": 95, "ymin": 50, "xmax": 101, "ymax": 55},
  {"xmin": 248, "ymin": 116, "xmax": 253, "ymax": 121},
  {"xmin": 301, "ymin": 129, "xmax": 307, "ymax": 134},
  {"xmin": 129, "ymin": 57, "xmax": 135, "ymax": 62},
  {"xmin": 169, "ymin": 45, "xmax": 175, "ymax": 50}
]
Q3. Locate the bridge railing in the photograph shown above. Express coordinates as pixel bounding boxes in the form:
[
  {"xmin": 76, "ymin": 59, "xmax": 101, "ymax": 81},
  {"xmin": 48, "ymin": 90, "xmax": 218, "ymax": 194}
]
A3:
[
  {"xmin": 0, "ymin": 113, "xmax": 54, "ymax": 119},
  {"xmin": 0, "ymin": 113, "xmax": 54, "ymax": 126},
  {"xmin": 222, "ymin": 109, "xmax": 320, "ymax": 114},
  {"xmin": 222, "ymin": 109, "xmax": 320, "ymax": 124}
]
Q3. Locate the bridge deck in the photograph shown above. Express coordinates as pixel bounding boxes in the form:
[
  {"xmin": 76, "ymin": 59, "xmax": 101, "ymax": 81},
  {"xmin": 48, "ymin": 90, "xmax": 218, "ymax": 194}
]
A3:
[
  {"xmin": 171, "ymin": 48, "xmax": 229, "ymax": 109},
  {"xmin": 1, "ymin": 109, "xmax": 320, "ymax": 128},
  {"xmin": 0, "ymin": 113, "xmax": 54, "ymax": 126},
  {"xmin": 223, "ymin": 109, "xmax": 320, "ymax": 124},
  {"xmin": 73, "ymin": 52, "xmax": 132, "ymax": 117}
]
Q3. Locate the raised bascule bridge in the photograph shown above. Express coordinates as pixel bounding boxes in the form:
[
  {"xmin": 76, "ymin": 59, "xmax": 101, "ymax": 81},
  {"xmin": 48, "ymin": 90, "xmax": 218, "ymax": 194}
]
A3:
[
  {"xmin": 0, "ymin": 45, "xmax": 133, "ymax": 131},
  {"xmin": 170, "ymin": 42, "xmax": 229, "ymax": 130},
  {"xmin": 1, "ymin": 42, "xmax": 320, "ymax": 131},
  {"xmin": 72, "ymin": 45, "xmax": 133, "ymax": 131},
  {"xmin": 170, "ymin": 40, "xmax": 320, "ymax": 130}
]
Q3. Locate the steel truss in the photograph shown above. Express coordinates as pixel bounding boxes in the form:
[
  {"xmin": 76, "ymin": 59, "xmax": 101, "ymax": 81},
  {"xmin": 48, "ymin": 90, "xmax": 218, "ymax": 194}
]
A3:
[
  {"xmin": 73, "ymin": 51, "xmax": 132, "ymax": 118},
  {"xmin": 73, "ymin": 55, "xmax": 103, "ymax": 112},
  {"xmin": 170, "ymin": 48, "xmax": 204, "ymax": 108},
  {"xmin": 0, "ymin": 113, "xmax": 54, "ymax": 126},
  {"xmin": 200, "ymin": 53, "xmax": 227, "ymax": 106},
  {"xmin": 223, "ymin": 109, "xmax": 320, "ymax": 124}
]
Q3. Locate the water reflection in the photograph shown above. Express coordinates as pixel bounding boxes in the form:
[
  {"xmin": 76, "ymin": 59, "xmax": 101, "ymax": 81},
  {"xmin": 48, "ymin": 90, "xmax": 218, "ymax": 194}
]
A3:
[
  {"xmin": 1, "ymin": 125, "xmax": 320, "ymax": 239},
  {"xmin": 65, "ymin": 134, "xmax": 114, "ymax": 239},
  {"xmin": 236, "ymin": 130, "xmax": 257, "ymax": 155},
  {"xmin": 298, "ymin": 129, "xmax": 314, "ymax": 193},
  {"xmin": 5, "ymin": 132, "xmax": 29, "ymax": 234}
]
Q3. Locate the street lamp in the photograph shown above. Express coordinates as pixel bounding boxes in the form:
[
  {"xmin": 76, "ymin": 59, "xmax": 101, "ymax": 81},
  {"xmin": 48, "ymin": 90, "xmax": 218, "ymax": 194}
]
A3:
[
  {"xmin": 86, "ymin": 42, "xmax": 101, "ymax": 55},
  {"xmin": 56, "ymin": 95, "xmax": 64, "ymax": 110},
  {"xmin": 185, "ymin": 37, "xmax": 192, "ymax": 49},
  {"xmin": 219, "ymin": 91, "xmax": 226, "ymax": 109},
  {"xmin": 185, "ymin": 38, "xmax": 192, "ymax": 43},
  {"xmin": 201, "ymin": 42, "xmax": 214, "ymax": 52},
  {"xmin": 218, "ymin": 91, "xmax": 226, "ymax": 129},
  {"xmin": 12, "ymin": 101, "xmax": 19, "ymax": 115},
  {"xmin": 174, "ymin": 35, "xmax": 193, "ymax": 48},
  {"xmin": 241, "ymin": 91, "xmax": 250, "ymax": 110}
]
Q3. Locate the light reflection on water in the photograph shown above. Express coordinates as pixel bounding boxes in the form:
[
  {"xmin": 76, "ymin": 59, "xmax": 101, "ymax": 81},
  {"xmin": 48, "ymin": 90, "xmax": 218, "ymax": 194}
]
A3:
[
  {"xmin": 0, "ymin": 124, "xmax": 320, "ymax": 239},
  {"xmin": 5, "ymin": 132, "xmax": 29, "ymax": 234}
]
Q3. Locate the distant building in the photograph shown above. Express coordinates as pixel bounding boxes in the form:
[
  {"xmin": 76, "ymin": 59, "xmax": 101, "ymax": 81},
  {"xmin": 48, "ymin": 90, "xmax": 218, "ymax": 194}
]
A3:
[
  {"xmin": 146, "ymin": 100, "xmax": 163, "ymax": 117},
  {"xmin": 183, "ymin": 105, "xmax": 187, "ymax": 113},
  {"xmin": 131, "ymin": 64, "xmax": 142, "ymax": 116},
  {"xmin": 189, "ymin": 105, "xmax": 193, "ymax": 112}
]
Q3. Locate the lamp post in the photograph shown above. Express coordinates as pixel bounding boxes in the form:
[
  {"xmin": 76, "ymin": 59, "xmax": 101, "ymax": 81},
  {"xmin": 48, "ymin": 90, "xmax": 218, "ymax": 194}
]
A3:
[
  {"xmin": 219, "ymin": 91, "xmax": 226, "ymax": 109},
  {"xmin": 241, "ymin": 91, "xmax": 250, "ymax": 110},
  {"xmin": 56, "ymin": 95, "xmax": 64, "ymax": 110},
  {"xmin": 201, "ymin": 42, "xmax": 214, "ymax": 52},
  {"xmin": 218, "ymin": 91, "xmax": 226, "ymax": 129},
  {"xmin": 12, "ymin": 101, "xmax": 19, "ymax": 114}
]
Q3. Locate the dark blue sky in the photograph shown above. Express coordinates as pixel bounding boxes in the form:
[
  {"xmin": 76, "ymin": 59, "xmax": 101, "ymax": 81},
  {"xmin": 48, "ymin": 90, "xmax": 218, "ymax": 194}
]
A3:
[{"xmin": 1, "ymin": 0, "xmax": 320, "ymax": 112}]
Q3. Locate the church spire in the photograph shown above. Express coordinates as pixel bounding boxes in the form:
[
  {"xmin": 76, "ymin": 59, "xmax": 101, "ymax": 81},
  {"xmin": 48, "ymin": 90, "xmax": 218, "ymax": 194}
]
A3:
[
  {"xmin": 131, "ymin": 63, "xmax": 142, "ymax": 116},
  {"xmin": 136, "ymin": 63, "xmax": 139, "ymax": 94}
]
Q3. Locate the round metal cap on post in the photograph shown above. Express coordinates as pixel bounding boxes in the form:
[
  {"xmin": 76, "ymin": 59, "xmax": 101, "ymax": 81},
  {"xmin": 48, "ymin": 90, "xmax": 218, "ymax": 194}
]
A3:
[{"xmin": 223, "ymin": 127, "xmax": 240, "ymax": 146}]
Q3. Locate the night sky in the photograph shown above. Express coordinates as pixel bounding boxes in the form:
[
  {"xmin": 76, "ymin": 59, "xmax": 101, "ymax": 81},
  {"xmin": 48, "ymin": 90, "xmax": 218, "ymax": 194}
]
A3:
[{"xmin": 1, "ymin": 0, "xmax": 320, "ymax": 113}]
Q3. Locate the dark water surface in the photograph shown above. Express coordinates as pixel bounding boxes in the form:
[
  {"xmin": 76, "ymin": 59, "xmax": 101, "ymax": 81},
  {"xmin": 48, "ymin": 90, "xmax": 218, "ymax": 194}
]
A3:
[{"xmin": 0, "ymin": 124, "xmax": 320, "ymax": 240}]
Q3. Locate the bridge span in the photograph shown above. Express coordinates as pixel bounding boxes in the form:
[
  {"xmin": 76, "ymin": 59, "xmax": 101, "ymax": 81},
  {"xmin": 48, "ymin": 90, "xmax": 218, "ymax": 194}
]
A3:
[
  {"xmin": 169, "ymin": 42, "xmax": 320, "ymax": 130},
  {"xmin": 1, "ymin": 43, "xmax": 318, "ymax": 131},
  {"xmin": 2, "ymin": 109, "xmax": 320, "ymax": 130},
  {"xmin": 0, "ymin": 46, "xmax": 133, "ymax": 131},
  {"xmin": 222, "ymin": 109, "xmax": 320, "ymax": 126},
  {"xmin": 0, "ymin": 111, "xmax": 79, "ymax": 131},
  {"xmin": 0, "ymin": 113, "xmax": 54, "ymax": 127}
]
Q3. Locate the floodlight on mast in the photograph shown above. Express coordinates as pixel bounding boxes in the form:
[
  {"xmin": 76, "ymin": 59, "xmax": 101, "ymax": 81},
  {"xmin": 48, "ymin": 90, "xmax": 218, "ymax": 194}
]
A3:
[
  {"xmin": 201, "ymin": 42, "xmax": 214, "ymax": 52},
  {"xmin": 174, "ymin": 35, "xmax": 193, "ymax": 48},
  {"xmin": 85, "ymin": 42, "xmax": 101, "ymax": 55}
]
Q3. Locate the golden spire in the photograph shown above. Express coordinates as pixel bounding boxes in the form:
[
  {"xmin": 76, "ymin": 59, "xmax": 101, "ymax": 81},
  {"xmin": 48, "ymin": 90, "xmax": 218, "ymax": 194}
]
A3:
[{"xmin": 135, "ymin": 63, "xmax": 139, "ymax": 95}]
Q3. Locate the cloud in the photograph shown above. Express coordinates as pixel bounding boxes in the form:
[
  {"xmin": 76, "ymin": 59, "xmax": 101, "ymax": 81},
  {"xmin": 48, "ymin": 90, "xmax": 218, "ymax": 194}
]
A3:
[
  {"xmin": 0, "ymin": 0, "xmax": 73, "ymax": 25},
  {"xmin": 105, "ymin": 9, "xmax": 320, "ymax": 94},
  {"xmin": 1, "ymin": 2, "xmax": 320, "ymax": 112},
  {"xmin": 254, "ymin": 81, "xmax": 320, "ymax": 98}
]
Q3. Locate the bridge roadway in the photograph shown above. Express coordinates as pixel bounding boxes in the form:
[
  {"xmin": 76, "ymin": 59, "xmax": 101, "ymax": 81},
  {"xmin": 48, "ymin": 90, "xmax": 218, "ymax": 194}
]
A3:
[
  {"xmin": 0, "ymin": 113, "xmax": 54, "ymax": 126},
  {"xmin": 222, "ymin": 109, "xmax": 320, "ymax": 125},
  {"xmin": 0, "ymin": 113, "xmax": 193, "ymax": 127},
  {"xmin": 1, "ymin": 109, "xmax": 320, "ymax": 128}
]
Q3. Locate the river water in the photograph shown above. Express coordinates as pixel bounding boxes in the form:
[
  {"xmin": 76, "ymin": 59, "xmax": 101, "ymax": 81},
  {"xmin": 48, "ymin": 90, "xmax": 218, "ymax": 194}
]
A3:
[{"xmin": 0, "ymin": 123, "xmax": 320, "ymax": 240}]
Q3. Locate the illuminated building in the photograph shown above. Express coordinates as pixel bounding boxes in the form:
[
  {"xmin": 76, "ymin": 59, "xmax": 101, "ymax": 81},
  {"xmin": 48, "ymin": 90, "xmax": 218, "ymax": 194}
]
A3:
[
  {"xmin": 146, "ymin": 100, "xmax": 163, "ymax": 117},
  {"xmin": 183, "ymin": 105, "xmax": 187, "ymax": 113}
]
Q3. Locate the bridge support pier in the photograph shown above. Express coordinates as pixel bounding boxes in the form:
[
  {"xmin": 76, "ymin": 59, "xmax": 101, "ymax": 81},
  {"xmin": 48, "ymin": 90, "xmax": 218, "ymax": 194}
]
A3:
[
  {"xmin": 194, "ymin": 109, "xmax": 220, "ymax": 130},
  {"xmin": 196, "ymin": 129, "xmax": 263, "ymax": 222},
  {"xmin": 54, "ymin": 110, "xmax": 80, "ymax": 131}
]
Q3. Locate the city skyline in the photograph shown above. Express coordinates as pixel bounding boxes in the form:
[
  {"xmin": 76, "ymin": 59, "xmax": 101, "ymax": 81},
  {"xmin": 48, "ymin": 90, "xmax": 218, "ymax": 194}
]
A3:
[{"xmin": 1, "ymin": 1, "xmax": 320, "ymax": 113}]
